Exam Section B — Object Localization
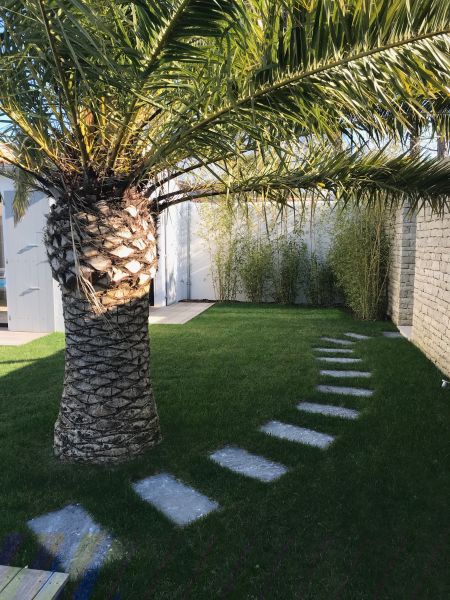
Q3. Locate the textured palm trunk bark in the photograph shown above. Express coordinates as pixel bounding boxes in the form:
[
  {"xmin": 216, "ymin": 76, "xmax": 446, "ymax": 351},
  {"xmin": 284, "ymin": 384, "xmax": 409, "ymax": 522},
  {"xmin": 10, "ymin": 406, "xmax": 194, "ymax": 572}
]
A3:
[
  {"xmin": 55, "ymin": 292, "xmax": 161, "ymax": 462},
  {"xmin": 46, "ymin": 186, "xmax": 162, "ymax": 463}
]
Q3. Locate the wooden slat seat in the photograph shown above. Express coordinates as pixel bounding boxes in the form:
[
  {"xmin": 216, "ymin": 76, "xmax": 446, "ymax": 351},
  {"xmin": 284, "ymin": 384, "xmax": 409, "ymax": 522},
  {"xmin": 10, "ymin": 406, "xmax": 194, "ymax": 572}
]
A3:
[{"xmin": 0, "ymin": 565, "xmax": 68, "ymax": 600}]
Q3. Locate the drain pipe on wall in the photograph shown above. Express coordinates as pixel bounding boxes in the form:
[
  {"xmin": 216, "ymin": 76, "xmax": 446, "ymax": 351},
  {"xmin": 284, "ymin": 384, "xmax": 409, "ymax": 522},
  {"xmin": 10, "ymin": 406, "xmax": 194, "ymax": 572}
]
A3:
[
  {"xmin": 164, "ymin": 209, "xmax": 168, "ymax": 306},
  {"xmin": 186, "ymin": 201, "xmax": 191, "ymax": 300}
]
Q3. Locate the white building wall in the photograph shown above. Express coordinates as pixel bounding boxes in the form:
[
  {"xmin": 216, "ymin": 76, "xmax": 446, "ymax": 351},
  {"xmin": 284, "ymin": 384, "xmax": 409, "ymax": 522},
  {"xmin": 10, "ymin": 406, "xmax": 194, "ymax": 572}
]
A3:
[
  {"xmin": 189, "ymin": 203, "xmax": 218, "ymax": 300},
  {"xmin": 189, "ymin": 199, "xmax": 336, "ymax": 301},
  {"xmin": 153, "ymin": 202, "xmax": 189, "ymax": 306},
  {"xmin": 0, "ymin": 173, "xmax": 190, "ymax": 326},
  {"xmin": 0, "ymin": 175, "xmax": 63, "ymax": 332}
]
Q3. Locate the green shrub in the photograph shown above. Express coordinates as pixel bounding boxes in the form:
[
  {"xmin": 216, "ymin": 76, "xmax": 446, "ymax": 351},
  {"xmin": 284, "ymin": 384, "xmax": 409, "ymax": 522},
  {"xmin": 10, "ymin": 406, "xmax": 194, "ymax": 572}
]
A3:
[
  {"xmin": 306, "ymin": 251, "xmax": 336, "ymax": 306},
  {"xmin": 211, "ymin": 236, "xmax": 240, "ymax": 302},
  {"xmin": 329, "ymin": 206, "xmax": 390, "ymax": 320},
  {"xmin": 238, "ymin": 236, "xmax": 273, "ymax": 303},
  {"xmin": 199, "ymin": 201, "xmax": 240, "ymax": 301},
  {"xmin": 272, "ymin": 236, "xmax": 308, "ymax": 304}
]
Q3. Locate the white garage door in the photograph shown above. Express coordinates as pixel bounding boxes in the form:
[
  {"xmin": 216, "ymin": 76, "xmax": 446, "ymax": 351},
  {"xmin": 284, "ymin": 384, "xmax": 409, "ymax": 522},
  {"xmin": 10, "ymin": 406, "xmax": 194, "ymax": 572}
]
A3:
[{"xmin": 2, "ymin": 189, "xmax": 55, "ymax": 332}]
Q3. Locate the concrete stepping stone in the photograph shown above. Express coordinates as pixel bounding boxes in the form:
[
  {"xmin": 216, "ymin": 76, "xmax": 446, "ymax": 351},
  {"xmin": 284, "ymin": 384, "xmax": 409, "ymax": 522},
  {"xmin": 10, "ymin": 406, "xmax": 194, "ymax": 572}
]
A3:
[
  {"xmin": 382, "ymin": 331, "xmax": 402, "ymax": 338},
  {"xmin": 316, "ymin": 384, "xmax": 373, "ymax": 397},
  {"xmin": 209, "ymin": 446, "xmax": 287, "ymax": 482},
  {"xmin": 27, "ymin": 504, "xmax": 121, "ymax": 578},
  {"xmin": 297, "ymin": 401, "xmax": 360, "ymax": 420},
  {"xmin": 320, "ymin": 369, "xmax": 371, "ymax": 378},
  {"xmin": 344, "ymin": 332, "xmax": 371, "ymax": 340},
  {"xmin": 132, "ymin": 473, "xmax": 219, "ymax": 526},
  {"xmin": 316, "ymin": 357, "xmax": 362, "ymax": 364},
  {"xmin": 313, "ymin": 347, "xmax": 354, "ymax": 354},
  {"xmin": 260, "ymin": 420, "xmax": 334, "ymax": 449},
  {"xmin": 320, "ymin": 337, "xmax": 354, "ymax": 346}
]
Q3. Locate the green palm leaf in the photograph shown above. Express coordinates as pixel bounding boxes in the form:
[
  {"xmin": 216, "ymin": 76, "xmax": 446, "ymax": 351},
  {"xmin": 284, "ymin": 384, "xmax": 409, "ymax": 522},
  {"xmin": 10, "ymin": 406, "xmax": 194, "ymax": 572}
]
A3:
[
  {"xmin": 156, "ymin": 145, "xmax": 450, "ymax": 214},
  {"xmin": 0, "ymin": 0, "xmax": 449, "ymax": 210}
]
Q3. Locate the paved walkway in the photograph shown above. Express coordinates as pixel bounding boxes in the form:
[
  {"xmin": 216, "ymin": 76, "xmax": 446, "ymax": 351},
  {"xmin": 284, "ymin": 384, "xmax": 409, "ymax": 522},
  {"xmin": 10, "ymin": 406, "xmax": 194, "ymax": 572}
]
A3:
[
  {"xmin": 149, "ymin": 302, "xmax": 213, "ymax": 325},
  {"xmin": 0, "ymin": 302, "xmax": 213, "ymax": 344},
  {"xmin": 398, "ymin": 325, "xmax": 412, "ymax": 340},
  {"xmin": 0, "ymin": 330, "xmax": 49, "ymax": 346}
]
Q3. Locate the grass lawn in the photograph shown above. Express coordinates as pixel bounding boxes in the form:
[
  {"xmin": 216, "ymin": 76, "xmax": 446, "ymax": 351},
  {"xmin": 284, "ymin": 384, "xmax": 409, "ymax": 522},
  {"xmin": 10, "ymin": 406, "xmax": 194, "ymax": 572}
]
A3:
[{"xmin": 1, "ymin": 304, "xmax": 449, "ymax": 599}]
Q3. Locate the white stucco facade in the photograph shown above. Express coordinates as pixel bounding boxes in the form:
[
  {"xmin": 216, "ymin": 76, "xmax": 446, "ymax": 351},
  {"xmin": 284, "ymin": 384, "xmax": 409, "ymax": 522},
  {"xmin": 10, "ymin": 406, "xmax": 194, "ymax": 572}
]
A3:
[
  {"xmin": 0, "ymin": 175, "xmax": 192, "ymax": 331},
  {"xmin": 153, "ymin": 202, "xmax": 190, "ymax": 307},
  {"xmin": 0, "ymin": 174, "xmax": 63, "ymax": 332}
]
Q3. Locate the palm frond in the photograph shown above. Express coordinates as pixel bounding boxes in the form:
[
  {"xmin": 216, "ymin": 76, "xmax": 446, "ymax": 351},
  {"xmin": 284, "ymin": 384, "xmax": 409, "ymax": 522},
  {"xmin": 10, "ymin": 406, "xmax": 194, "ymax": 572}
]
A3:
[
  {"xmin": 12, "ymin": 167, "xmax": 37, "ymax": 223},
  {"xmin": 1, "ymin": 0, "xmax": 449, "ymax": 211},
  {"xmin": 156, "ymin": 146, "xmax": 450, "ymax": 214}
]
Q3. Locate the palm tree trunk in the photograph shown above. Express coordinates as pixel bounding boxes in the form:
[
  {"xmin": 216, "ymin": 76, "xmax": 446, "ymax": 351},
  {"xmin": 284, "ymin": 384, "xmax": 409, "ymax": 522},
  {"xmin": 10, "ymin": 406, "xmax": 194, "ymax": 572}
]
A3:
[
  {"xmin": 45, "ymin": 186, "xmax": 162, "ymax": 463},
  {"xmin": 55, "ymin": 291, "xmax": 161, "ymax": 462}
]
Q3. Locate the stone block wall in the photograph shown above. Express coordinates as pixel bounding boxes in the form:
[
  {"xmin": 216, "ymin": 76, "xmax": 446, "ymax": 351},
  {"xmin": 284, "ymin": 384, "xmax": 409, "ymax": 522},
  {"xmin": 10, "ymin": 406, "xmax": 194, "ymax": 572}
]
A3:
[
  {"xmin": 388, "ymin": 206, "xmax": 417, "ymax": 326},
  {"xmin": 411, "ymin": 206, "xmax": 450, "ymax": 378}
]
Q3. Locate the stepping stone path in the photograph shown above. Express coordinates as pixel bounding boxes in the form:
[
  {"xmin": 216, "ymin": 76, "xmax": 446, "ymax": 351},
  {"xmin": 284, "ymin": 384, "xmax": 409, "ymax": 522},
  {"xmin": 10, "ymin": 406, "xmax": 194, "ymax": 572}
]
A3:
[
  {"xmin": 27, "ymin": 504, "xmax": 120, "ymax": 578},
  {"xmin": 132, "ymin": 473, "xmax": 219, "ymax": 526},
  {"xmin": 383, "ymin": 331, "xmax": 402, "ymax": 338},
  {"xmin": 344, "ymin": 332, "xmax": 371, "ymax": 340},
  {"xmin": 320, "ymin": 337, "xmax": 354, "ymax": 346},
  {"xmin": 316, "ymin": 357, "xmax": 362, "ymax": 364},
  {"xmin": 297, "ymin": 401, "xmax": 359, "ymax": 420},
  {"xmin": 18, "ymin": 325, "xmax": 382, "ymax": 579},
  {"xmin": 320, "ymin": 369, "xmax": 371, "ymax": 378},
  {"xmin": 314, "ymin": 347, "xmax": 354, "ymax": 354},
  {"xmin": 260, "ymin": 420, "xmax": 334, "ymax": 449},
  {"xmin": 316, "ymin": 384, "xmax": 374, "ymax": 397},
  {"xmin": 209, "ymin": 446, "xmax": 287, "ymax": 482}
]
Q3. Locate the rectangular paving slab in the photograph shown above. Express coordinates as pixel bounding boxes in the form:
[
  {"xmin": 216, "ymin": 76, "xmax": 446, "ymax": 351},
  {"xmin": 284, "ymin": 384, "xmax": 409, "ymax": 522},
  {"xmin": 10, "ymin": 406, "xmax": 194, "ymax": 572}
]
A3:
[
  {"xmin": 316, "ymin": 357, "xmax": 363, "ymax": 364},
  {"xmin": 320, "ymin": 369, "xmax": 372, "ymax": 378},
  {"xmin": 209, "ymin": 446, "xmax": 288, "ymax": 482},
  {"xmin": 27, "ymin": 504, "xmax": 120, "ymax": 578},
  {"xmin": 382, "ymin": 331, "xmax": 402, "ymax": 338},
  {"xmin": 260, "ymin": 421, "xmax": 334, "ymax": 449},
  {"xmin": 320, "ymin": 337, "xmax": 354, "ymax": 346},
  {"xmin": 132, "ymin": 473, "xmax": 219, "ymax": 526},
  {"xmin": 316, "ymin": 384, "xmax": 374, "ymax": 397},
  {"xmin": 297, "ymin": 401, "xmax": 360, "ymax": 420},
  {"xmin": 313, "ymin": 347, "xmax": 354, "ymax": 354},
  {"xmin": 344, "ymin": 332, "xmax": 371, "ymax": 340}
]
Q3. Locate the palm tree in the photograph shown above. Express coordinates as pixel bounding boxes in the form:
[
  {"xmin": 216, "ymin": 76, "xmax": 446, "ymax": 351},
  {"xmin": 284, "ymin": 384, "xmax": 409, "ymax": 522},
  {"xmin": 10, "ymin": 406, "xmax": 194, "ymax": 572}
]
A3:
[{"xmin": 1, "ymin": 0, "xmax": 449, "ymax": 463}]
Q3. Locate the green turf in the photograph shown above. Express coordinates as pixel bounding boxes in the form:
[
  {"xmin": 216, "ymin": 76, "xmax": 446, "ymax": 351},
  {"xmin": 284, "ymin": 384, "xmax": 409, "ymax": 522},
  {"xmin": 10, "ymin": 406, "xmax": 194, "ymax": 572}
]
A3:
[{"xmin": 0, "ymin": 304, "xmax": 449, "ymax": 599}]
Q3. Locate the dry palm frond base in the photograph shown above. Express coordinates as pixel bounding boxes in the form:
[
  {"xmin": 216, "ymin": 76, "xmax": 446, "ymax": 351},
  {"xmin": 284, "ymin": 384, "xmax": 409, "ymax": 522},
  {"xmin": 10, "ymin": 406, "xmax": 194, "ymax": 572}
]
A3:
[{"xmin": 45, "ymin": 187, "xmax": 157, "ymax": 312}]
